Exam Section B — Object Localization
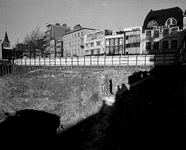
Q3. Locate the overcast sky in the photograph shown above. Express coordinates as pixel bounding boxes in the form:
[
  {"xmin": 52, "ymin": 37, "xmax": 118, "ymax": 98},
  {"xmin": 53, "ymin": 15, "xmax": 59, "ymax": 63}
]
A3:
[{"xmin": 0, "ymin": 0, "xmax": 185, "ymax": 47}]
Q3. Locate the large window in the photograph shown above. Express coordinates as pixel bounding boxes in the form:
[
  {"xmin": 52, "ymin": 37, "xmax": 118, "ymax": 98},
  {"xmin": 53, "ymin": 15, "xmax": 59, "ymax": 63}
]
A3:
[
  {"xmin": 165, "ymin": 17, "xmax": 177, "ymax": 26},
  {"xmin": 146, "ymin": 42, "xmax": 151, "ymax": 50},
  {"xmin": 153, "ymin": 42, "xmax": 159, "ymax": 50},
  {"xmin": 171, "ymin": 40, "xmax": 178, "ymax": 49},
  {"xmin": 146, "ymin": 30, "xmax": 151, "ymax": 40},
  {"xmin": 163, "ymin": 28, "xmax": 169, "ymax": 37},
  {"xmin": 162, "ymin": 41, "xmax": 169, "ymax": 49},
  {"xmin": 147, "ymin": 20, "xmax": 158, "ymax": 28},
  {"xmin": 153, "ymin": 30, "xmax": 159, "ymax": 38}
]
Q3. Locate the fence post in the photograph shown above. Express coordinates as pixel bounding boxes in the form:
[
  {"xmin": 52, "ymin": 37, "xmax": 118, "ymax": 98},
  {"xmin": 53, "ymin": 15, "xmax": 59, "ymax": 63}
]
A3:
[
  {"xmin": 112, "ymin": 56, "xmax": 113, "ymax": 67},
  {"xmin": 119, "ymin": 55, "xmax": 121, "ymax": 68},
  {"xmin": 104, "ymin": 55, "xmax": 106, "ymax": 68},
  {"xmin": 127, "ymin": 55, "xmax": 129, "ymax": 66},
  {"xmin": 77, "ymin": 56, "xmax": 79, "ymax": 68},
  {"xmin": 60, "ymin": 57, "xmax": 62, "ymax": 70},
  {"xmin": 71, "ymin": 56, "xmax": 73, "ymax": 69},
  {"xmin": 84, "ymin": 56, "xmax": 85, "ymax": 68},
  {"xmin": 49, "ymin": 57, "xmax": 51, "ymax": 70}
]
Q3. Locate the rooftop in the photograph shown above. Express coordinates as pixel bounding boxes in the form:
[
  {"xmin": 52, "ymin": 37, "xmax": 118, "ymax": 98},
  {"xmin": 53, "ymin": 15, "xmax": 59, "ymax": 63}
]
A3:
[{"xmin": 143, "ymin": 7, "xmax": 183, "ymax": 30}]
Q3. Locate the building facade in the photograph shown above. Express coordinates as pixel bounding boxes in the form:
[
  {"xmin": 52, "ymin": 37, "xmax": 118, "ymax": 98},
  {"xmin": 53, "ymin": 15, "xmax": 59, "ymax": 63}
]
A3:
[
  {"xmin": 84, "ymin": 29, "xmax": 112, "ymax": 56},
  {"xmin": 44, "ymin": 23, "xmax": 70, "ymax": 57},
  {"xmin": 105, "ymin": 31, "xmax": 125, "ymax": 55},
  {"xmin": 124, "ymin": 26, "xmax": 143, "ymax": 54},
  {"xmin": 63, "ymin": 25, "xmax": 96, "ymax": 57},
  {"xmin": 56, "ymin": 38, "xmax": 63, "ymax": 57},
  {"xmin": 0, "ymin": 38, "xmax": 2, "ymax": 59},
  {"xmin": 142, "ymin": 7, "xmax": 184, "ymax": 54}
]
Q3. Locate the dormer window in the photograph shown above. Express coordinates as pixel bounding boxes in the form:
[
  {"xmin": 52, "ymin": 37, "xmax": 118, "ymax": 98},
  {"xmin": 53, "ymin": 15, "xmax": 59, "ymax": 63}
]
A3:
[
  {"xmin": 147, "ymin": 20, "xmax": 158, "ymax": 28},
  {"xmin": 165, "ymin": 17, "xmax": 177, "ymax": 26}
]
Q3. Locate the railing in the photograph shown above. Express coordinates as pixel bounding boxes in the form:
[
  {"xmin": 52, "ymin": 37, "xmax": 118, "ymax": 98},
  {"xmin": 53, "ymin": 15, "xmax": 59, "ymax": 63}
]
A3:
[
  {"xmin": 0, "ymin": 60, "xmax": 13, "ymax": 76},
  {"xmin": 14, "ymin": 54, "xmax": 176, "ymax": 67}
]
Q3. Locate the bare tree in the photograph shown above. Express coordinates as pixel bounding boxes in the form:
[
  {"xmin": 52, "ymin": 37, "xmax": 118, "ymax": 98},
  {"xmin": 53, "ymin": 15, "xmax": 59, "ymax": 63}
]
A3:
[
  {"xmin": 22, "ymin": 27, "xmax": 44, "ymax": 57},
  {"xmin": 23, "ymin": 27, "xmax": 44, "ymax": 45}
]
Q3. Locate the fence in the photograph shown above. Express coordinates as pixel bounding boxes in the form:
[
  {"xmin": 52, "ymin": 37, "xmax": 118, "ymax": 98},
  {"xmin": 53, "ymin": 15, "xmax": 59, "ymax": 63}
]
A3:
[
  {"xmin": 1, "ymin": 54, "xmax": 176, "ymax": 76},
  {"xmin": 0, "ymin": 60, "xmax": 13, "ymax": 76}
]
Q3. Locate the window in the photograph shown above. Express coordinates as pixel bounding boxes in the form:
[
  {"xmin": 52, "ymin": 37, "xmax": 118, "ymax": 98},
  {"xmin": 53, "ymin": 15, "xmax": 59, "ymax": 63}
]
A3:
[
  {"xmin": 146, "ymin": 30, "xmax": 151, "ymax": 39},
  {"xmin": 171, "ymin": 27, "xmax": 178, "ymax": 36},
  {"xmin": 163, "ymin": 28, "xmax": 169, "ymax": 37},
  {"xmin": 96, "ymin": 41, "xmax": 101, "ymax": 46},
  {"xmin": 78, "ymin": 33, "xmax": 80, "ymax": 37},
  {"xmin": 162, "ymin": 41, "xmax": 169, "ymax": 49},
  {"xmin": 153, "ymin": 30, "xmax": 159, "ymax": 38},
  {"xmin": 153, "ymin": 42, "xmax": 159, "ymax": 50},
  {"xmin": 110, "ymin": 39, "xmax": 114, "ymax": 46},
  {"xmin": 165, "ymin": 17, "xmax": 177, "ymax": 26},
  {"xmin": 81, "ymin": 32, "xmax": 83, "ymax": 36},
  {"xmin": 171, "ymin": 40, "xmax": 178, "ymax": 49},
  {"xmin": 115, "ymin": 38, "xmax": 118, "ymax": 45},
  {"xmin": 126, "ymin": 44, "xmax": 130, "ymax": 48},
  {"xmin": 147, "ymin": 20, "xmax": 158, "ymax": 28},
  {"xmin": 146, "ymin": 42, "xmax": 151, "ymax": 50},
  {"xmin": 119, "ymin": 38, "xmax": 123, "ymax": 45},
  {"xmin": 106, "ymin": 40, "xmax": 109, "ymax": 46}
]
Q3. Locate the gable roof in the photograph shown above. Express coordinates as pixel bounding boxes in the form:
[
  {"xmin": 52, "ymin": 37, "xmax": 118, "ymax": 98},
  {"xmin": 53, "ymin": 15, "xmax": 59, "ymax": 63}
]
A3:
[
  {"xmin": 3, "ymin": 32, "xmax": 10, "ymax": 42},
  {"xmin": 143, "ymin": 7, "xmax": 183, "ymax": 30}
]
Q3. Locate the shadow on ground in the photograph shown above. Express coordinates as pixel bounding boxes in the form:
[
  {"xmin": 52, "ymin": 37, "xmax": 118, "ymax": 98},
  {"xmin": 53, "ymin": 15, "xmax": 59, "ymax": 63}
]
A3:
[{"xmin": 0, "ymin": 66, "xmax": 184, "ymax": 150}]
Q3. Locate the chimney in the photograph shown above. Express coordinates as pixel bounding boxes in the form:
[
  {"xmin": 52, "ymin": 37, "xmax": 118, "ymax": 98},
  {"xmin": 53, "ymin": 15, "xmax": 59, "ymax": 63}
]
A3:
[{"xmin": 73, "ymin": 24, "xmax": 82, "ymax": 30}]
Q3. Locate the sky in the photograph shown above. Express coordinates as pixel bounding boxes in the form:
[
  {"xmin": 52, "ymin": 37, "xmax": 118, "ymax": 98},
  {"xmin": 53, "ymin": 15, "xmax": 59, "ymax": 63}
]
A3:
[{"xmin": 0, "ymin": 0, "xmax": 185, "ymax": 47}]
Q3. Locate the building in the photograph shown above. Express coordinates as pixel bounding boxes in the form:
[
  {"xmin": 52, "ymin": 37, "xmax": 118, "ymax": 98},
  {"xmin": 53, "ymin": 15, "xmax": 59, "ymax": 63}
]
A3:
[
  {"xmin": 44, "ymin": 23, "xmax": 70, "ymax": 57},
  {"xmin": 1, "ymin": 32, "xmax": 14, "ymax": 59},
  {"xmin": 142, "ymin": 7, "xmax": 184, "ymax": 54},
  {"xmin": 105, "ymin": 31, "xmax": 125, "ymax": 55},
  {"xmin": 56, "ymin": 38, "xmax": 63, "ymax": 57},
  {"xmin": 124, "ymin": 26, "xmax": 143, "ymax": 54},
  {"xmin": 3, "ymin": 32, "xmax": 10, "ymax": 48},
  {"xmin": 84, "ymin": 29, "xmax": 112, "ymax": 56},
  {"xmin": 63, "ymin": 24, "xmax": 96, "ymax": 57},
  {"xmin": 183, "ymin": 9, "xmax": 186, "ymax": 30}
]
